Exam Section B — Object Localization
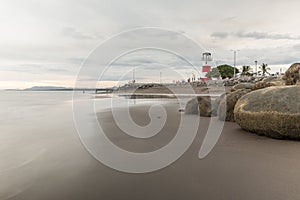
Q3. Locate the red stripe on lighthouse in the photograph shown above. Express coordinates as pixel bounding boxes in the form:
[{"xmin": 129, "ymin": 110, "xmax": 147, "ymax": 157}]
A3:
[{"xmin": 202, "ymin": 66, "xmax": 211, "ymax": 72}]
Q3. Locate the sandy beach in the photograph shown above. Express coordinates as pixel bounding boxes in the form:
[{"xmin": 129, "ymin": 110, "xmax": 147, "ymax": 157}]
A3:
[
  {"xmin": 2, "ymin": 93, "xmax": 300, "ymax": 200},
  {"xmin": 2, "ymin": 0, "xmax": 300, "ymax": 199}
]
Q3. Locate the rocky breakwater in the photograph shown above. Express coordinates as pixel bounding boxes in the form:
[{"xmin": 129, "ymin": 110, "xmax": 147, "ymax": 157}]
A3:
[
  {"xmin": 185, "ymin": 75, "xmax": 286, "ymax": 123},
  {"xmin": 234, "ymin": 86, "xmax": 300, "ymax": 139}
]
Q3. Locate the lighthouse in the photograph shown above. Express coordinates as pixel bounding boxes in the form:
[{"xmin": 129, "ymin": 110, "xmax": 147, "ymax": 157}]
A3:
[{"xmin": 201, "ymin": 52, "xmax": 212, "ymax": 81}]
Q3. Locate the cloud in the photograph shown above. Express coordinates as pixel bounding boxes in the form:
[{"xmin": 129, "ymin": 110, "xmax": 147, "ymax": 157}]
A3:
[
  {"xmin": 211, "ymin": 32, "xmax": 229, "ymax": 39},
  {"xmin": 62, "ymin": 27, "xmax": 96, "ymax": 40},
  {"xmin": 2, "ymin": 0, "xmax": 300, "ymax": 89},
  {"xmin": 236, "ymin": 32, "xmax": 300, "ymax": 40},
  {"xmin": 211, "ymin": 31, "xmax": 300, "ymax": 40}
]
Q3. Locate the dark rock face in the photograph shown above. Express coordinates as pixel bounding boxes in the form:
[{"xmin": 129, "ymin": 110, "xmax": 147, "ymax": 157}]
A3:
[
  {"xmin": 218, "ymin": 89, "xmax": 252, "ymax": 122},
  {"xmin": 234, "ymin": 86, "xmax": 300, "ymax": 139},
  {"xmin": 284, "ymin": 63, "xmax": 300, "ymax": 85}
]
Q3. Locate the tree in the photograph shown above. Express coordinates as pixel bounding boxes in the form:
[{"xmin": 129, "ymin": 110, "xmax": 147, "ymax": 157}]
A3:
[
  {"xmin": 241, "ymin": 65, "xmax": 252, "ymax": 76},
  {"xmin": 206, "ymin": 67, "xmax": 221, "ymax": 78},
  {"xmin": 215, "ymin": 64, "xmax": 240, "ymax": 79},
  {"xmin": 259, "ymin": 63, "xmax": 271, "ymax": 76}
]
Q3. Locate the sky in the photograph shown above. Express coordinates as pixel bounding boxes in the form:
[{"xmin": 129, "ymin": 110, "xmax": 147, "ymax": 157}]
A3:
[{"xmin": 1, "ymin": 0, "xmax": 300, "ymax": 89}]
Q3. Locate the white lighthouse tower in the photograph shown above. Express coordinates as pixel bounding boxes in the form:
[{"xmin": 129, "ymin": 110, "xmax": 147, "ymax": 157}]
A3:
[{"xmin": 201, "ymin": 52, "xmax": 212, "ymax": 81}]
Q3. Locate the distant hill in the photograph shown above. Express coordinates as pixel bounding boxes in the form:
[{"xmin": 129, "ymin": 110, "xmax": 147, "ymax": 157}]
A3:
[
  {"xmin": 24, "ymin": 86, "xmax": 74, "ymax": 91},
  {"xmin": 23, "ymin": 86, "xmax": 116, "ymax": 91}
]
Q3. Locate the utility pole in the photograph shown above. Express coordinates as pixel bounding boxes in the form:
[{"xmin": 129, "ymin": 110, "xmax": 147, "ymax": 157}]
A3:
[
  {"xmin": 255, "ymin": 60, "xmax": 258, "ymax": 76},
  {"xmin": 159, "ymin": 71, "xmax": 162, "ymax": 84},
  {"xmin": 132, "ymin": 68, "xmax": 135, "ymax": 84},
  {"xmin": 231, "ymin": 50, "xmax": 240, "ymax": 78}
]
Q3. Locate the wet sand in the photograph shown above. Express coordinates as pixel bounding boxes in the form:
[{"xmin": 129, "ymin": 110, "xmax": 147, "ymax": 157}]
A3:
[{"xmin": 3, "ymin": 100, "xmax": 300, "ymax": 200}]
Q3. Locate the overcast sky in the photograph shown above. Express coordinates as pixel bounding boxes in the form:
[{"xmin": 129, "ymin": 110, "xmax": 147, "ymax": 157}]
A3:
[{"xmin": 1, "ymin": 0, "xmax": 300, "ymax": 89}]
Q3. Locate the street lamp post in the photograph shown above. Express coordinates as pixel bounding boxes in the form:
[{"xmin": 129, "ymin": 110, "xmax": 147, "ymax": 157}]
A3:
[
  {"xmin": 159, "ymin": 71, "xmax": 162, "ymax": 84},
  {"xmin": 231, "ymin": 50, "xmax": 240, "ymax": 78},
  {"xmin": 132, "ymin": 68, "xmax": 135, "ymax": 85},
  {"xmin": 255, "ymin": 60, "xmax": 258, "ymax": 76}
]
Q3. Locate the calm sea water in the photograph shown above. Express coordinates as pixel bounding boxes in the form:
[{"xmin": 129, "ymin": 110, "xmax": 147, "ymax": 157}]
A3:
[
  {"xmin": 0, "ymin": 91, "xmax": 77, "ymax": 199},
  {"xmin": 0, "ymin": 91, "xmax": 181, "ymax": 199}
]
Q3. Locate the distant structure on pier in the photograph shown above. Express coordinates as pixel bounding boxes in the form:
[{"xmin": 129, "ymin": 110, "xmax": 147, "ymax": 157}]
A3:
[{"xmin": 201, "ymin": 52, "xmax": 212, "ymax": 81}]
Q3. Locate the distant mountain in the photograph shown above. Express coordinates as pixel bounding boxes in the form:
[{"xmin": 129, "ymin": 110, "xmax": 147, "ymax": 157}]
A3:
[
  {"xmin": 23, "ymin": 86, "xmax": 115, "ymax": 91},
  {"xmin": 24, "ymin": 86, "xmax": 74, "ymax": 91}
]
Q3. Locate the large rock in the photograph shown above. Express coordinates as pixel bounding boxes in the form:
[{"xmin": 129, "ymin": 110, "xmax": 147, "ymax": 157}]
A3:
[
  {"xmin": 185, "ymin": 96, "xmax": 217, "ymax": 117},
  {"xmin": 231, "ymin": 83, "xmax": 254, "ymax": 92},
  {"xmin": 253, "ymin": 78, "xmax": 285, "ymax": 90},
  {"xmin": 253, "ymin": 81, "xmax": 273, "ymax": 90},
  {"xmin": 269, "ymin": 78, "xmax": 285, "ymax": 86},
  {"xmin": 185, "ymin": 98, "xmax": 199, "ymax": 114},
  {"xmin": 198, "ymin": 96, "xmax": 216, "ymax": 117},
  {"xmin": 284, "ymin": 63, "xmax": 300, "ymax": 85},
  {"xmin": 218, "ymin": 89, "xmax": 251, "ymax": 122},
  {"xmin": 262, "ymin": 76, "xmax": 277, "ymax": 83},
  {"xmin": 234, "ymin": 86, "xmax": 300, "ymax": 139},
  {"xmin": 213, "ymin": 93, "xmax": 226, "ymax": 116},
  {"xmin": 239, "ymin": 76, "xmax": 255, "ymax": 82}
]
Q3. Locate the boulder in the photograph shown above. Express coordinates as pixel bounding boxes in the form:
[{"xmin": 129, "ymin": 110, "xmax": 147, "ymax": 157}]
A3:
[
  {"xmin": 269, "ymin": 78, "xmax": 285, "ymax": 87},
  {"xmin": 253, "ymin": 77, "xmax": 264, "ymax": 83},
  {"xmin": 234, "ymin": 86, "xmax": 300, "ymax": 139},
  {"xmin": 185, "ymin": 96, "xmax": 218, "ymax": 117},
  {"xmin": 198, "ymin": 96, "xmax": 215, "ymax": 117},
  {"xmin": 218, "ymin": 89, "xmax": 251, "ymax": 122},
  {"xmin": 262, "ymin": 76, "xmax": 277, "ymax": 83},
  {"xmin": 240, "ymin": 76, "xmax": 255, "ymax": 82},
  {"xmin": 184, "ymin": 98, "xmax": 199, "ymax": 114},
  {"xmin": 284, "ymin": 63, "xmax": 300, "ymax": 85},
  {"xmin": 253, "ymin": 81, "xmax": 273, "ymax": 90},
  {"xmin": 212, "ymin": 93, "xmax": 226, "ymax": 116},
  {"xmin": 231, "ymin": 83, "xmax": 254, "ymax": 92},
  {"xmin": 253, "ymin": 77, "xmax": 285, "ymax": 90}
]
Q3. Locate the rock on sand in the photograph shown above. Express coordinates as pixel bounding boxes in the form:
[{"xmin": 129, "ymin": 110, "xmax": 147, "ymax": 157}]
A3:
[
  {"xmin": 185, "ymin": 96, "xmax": 217, "ymax": 117},
  {"xmin": 234, "ymin": 86, "xmax": 300, "ymax": 139}
]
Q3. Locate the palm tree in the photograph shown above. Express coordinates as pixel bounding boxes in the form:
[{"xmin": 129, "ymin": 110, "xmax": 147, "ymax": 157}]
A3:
[
  {"xmin": 241, "ymin": 65, "xmax": 252, "ymax": 76},
  {"xmin": 259, "ymin": 63, "xmax": 271, "ymax": 76}
]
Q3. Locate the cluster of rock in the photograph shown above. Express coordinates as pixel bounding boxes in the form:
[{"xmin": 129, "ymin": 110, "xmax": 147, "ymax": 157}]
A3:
[
  {"xmin": 223, "ymin": 76, "xmax": 261, "ymax": 86},
  {"xmin": 185, "ymin": 63, "xmax": 300, "ymax": 140}
]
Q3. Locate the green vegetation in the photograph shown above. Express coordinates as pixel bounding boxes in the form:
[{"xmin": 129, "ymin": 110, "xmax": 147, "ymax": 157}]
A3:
[
  {"xmin": 259, "ymin": 63, "xmax": 270, "ymax": 76},
  {"xmin": 241, "ymin": 65, "xmax": 252, "ymax": 76},
  {"xmin": 205, "ymin": 67, "xmax": 221, "ymax": 78},
  {"xmin": 206, "ymin": 64, "xmax": 239, "ymax": 79}
]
